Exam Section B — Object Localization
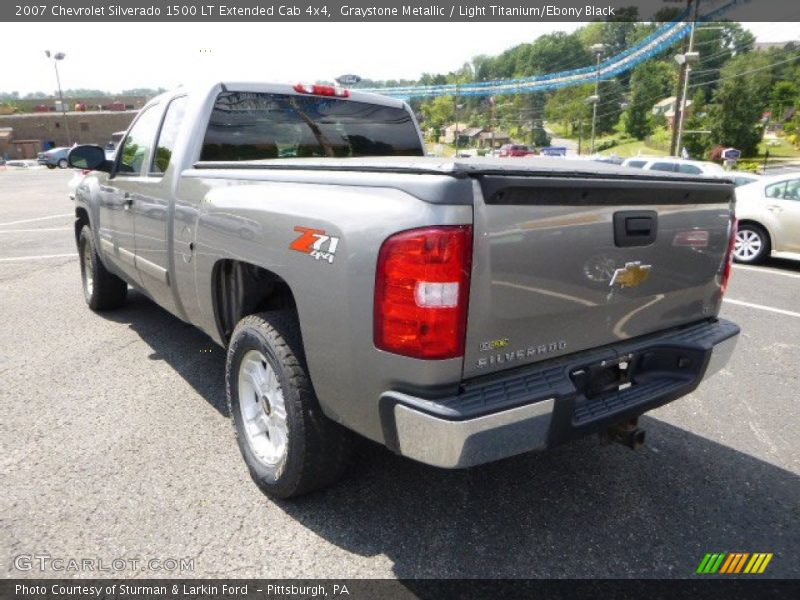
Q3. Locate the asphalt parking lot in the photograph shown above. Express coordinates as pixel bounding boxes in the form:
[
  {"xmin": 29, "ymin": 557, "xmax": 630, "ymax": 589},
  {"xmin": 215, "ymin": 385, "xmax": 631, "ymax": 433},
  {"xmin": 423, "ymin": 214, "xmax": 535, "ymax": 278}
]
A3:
[{"xmin": 2, "ymin": 168, "xmax": 798, "ymax": 579}]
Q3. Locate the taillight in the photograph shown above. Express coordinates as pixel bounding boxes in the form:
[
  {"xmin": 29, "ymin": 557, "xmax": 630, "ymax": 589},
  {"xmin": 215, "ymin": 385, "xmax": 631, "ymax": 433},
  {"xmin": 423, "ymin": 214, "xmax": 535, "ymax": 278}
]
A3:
[
  {"xmin": 721, "ymin": 218, "xmax": 737, "ymax": 295},
  {"xmin": 374, "ymin": 226, "xmax": 472, "ymax": 360},
  {"xmin": 293, "ymin": 83, "xmax": 350, "ymax": 98}
]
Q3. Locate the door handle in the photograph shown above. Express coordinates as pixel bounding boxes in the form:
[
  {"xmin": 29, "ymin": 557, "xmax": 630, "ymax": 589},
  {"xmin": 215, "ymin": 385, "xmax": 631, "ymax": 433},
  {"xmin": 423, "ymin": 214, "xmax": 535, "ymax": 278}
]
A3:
[{"xmin": 766, "ymin": 204, "xmax": 782, "ymax": 213}]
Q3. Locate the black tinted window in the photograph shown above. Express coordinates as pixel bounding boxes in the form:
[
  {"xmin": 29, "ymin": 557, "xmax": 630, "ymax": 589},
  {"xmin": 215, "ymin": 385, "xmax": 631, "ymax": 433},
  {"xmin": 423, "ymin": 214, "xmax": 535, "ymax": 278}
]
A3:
[
  {"xmin": 677, "ymin": 164, "xmax": 702, "ymax": 174},
  {"xmin": 651, "ymin": 162, "xmax": 677, "ymax": 172},
  {"xmin": 152, "ymin": 96, "xmax": 187, "ymax": 175},
  {"xmin": 201, "ymin": 91, "xmax": 423, "ymax": 161},
  {"xmin": 627, "ymin": 160, "xmax": 646, "ymax": 168}
]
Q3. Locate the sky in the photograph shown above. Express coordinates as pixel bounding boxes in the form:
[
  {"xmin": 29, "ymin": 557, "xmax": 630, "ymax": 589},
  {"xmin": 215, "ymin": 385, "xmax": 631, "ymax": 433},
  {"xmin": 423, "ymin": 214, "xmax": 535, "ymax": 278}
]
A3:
[{"xmin": 1, "ymin": 22, "xmax": 798, "ymax": 96}]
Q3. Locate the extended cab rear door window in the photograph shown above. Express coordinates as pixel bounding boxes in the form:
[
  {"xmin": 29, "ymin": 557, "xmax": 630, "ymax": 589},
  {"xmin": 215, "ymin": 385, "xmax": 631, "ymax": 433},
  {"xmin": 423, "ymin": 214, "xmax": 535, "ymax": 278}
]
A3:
[
  {"xmin": 200, "ymin": 91, "xmax": 423, "ymax": 161},
  {"xmin": 151, "ymin": 96, "xmax": 188, "ymax": 175},
  {"xmin": 116, "ymin": 105, "xmax": 161, "ymax": 176}
]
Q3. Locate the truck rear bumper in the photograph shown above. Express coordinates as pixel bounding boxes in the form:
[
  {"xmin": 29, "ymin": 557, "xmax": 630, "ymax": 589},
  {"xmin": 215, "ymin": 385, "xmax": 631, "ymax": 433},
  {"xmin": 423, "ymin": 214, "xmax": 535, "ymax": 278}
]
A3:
[{"xmin": 379, "ymin": 318, "xmax": 739, "ymax": 468}]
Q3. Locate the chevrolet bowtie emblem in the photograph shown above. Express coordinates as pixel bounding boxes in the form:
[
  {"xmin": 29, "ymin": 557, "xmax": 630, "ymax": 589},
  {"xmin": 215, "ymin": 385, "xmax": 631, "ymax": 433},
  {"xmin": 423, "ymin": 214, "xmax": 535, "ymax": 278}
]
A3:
[{"xmin": 610, "ymin": 261, "xmax": 652, "ymax": 288}]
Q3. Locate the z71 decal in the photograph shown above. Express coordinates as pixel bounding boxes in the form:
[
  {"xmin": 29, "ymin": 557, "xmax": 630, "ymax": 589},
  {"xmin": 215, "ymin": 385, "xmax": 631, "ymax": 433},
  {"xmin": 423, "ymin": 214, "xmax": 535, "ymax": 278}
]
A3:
[{"xmin": 289, "ymin": 226, "xmax": 340, "ymax": 264}]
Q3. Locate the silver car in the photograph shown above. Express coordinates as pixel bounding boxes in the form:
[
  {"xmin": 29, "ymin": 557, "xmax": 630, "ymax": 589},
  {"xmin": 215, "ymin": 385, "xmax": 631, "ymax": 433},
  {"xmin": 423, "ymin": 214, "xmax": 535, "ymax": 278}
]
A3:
[{"xmin": 734, "ymin": 173, "xmax": 800, "ymax": 263}]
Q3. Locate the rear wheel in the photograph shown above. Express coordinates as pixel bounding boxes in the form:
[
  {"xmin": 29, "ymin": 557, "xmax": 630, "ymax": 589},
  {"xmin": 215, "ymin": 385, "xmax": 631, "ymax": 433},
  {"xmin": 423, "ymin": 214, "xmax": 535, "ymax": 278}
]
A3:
[
  {"xmin": 733, "ymin": 223, "xmax": 770, "ymax": 264},
  {"xmin": 46, "ymin": 164, "xmax": 56, "ymax": 170},
  {"xmin": 58, "ymin": 158, "xmax": 68, "ymax": 169},
  {"xmin": 226, "ymin": 310, "xmax": 353, "ymax": 498},
  {"xmin": 78, "ymin": 225, "xmax": 128, "ymax": 310}
]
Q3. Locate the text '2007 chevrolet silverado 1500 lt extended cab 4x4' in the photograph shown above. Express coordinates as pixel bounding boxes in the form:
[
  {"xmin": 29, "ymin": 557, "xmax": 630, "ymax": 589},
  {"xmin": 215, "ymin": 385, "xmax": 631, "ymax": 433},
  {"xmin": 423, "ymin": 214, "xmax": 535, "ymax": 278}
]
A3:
[{"xmin": 68, "ymin": 82, "xmax": 740, "ymax": 498}]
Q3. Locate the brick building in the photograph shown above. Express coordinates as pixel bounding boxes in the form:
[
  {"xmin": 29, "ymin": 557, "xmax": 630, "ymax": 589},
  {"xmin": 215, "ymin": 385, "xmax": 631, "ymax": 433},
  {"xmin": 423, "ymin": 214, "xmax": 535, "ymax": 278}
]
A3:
[{"xmin": 0, "ymin": 111, "xmax": 137, "ymax": 159}]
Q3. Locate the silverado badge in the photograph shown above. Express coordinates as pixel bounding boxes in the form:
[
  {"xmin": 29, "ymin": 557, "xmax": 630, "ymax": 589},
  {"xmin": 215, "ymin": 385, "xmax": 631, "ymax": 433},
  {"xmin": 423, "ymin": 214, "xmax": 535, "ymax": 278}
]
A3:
[{"xmin": 610, "ymin": 261, "xmax": 652, "ymax": 288}]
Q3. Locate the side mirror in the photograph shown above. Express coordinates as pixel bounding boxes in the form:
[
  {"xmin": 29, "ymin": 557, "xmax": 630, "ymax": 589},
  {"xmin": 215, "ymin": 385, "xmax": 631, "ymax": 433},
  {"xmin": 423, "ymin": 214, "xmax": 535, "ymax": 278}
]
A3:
[{"xmin": 68, "ymin": 145, "xmax": 111, "ymax": 172}]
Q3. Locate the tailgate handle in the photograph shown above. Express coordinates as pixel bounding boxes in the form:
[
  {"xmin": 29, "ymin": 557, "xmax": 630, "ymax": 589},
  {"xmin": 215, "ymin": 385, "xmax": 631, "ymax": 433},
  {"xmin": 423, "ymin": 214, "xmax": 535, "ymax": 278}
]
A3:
[{"xmin": 614, "ymin": 210, "xmax": 657, "ymax": 247}]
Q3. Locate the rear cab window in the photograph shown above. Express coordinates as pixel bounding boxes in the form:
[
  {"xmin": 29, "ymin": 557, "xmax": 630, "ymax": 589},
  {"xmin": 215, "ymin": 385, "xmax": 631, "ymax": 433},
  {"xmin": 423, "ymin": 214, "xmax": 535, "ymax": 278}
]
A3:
[
  {"xmin": 626, "ymin": 160, "xmax": 646, "ymax": 169},
  {"xmin": 200, "ymin": 91, "xmax": 423, "ymax": 161}
]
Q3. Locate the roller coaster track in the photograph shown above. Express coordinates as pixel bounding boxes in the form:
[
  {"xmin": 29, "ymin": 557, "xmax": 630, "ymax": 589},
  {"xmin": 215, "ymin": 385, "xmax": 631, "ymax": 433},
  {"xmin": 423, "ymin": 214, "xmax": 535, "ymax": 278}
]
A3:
[{"xmin": 359, "ymin": 0, "xmax": 752, "ymax": 98}]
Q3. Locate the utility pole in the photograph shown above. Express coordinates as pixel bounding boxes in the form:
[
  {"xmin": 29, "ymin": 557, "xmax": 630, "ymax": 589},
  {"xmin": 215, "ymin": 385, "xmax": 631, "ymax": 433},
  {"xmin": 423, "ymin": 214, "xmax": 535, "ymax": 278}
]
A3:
[
  {"xmin": 45, "ymin": 50, "xmax": 72, "ymax": 146},
  {"xmin": 453, "ymin": 88, "xmax": 459, "ymax": 156},
  {"xmin": 588, "ymin": 43, "xmax": 605, "ymax": 154},
  {"xmin": 671, "ymin": 0, "xmax": 701, "ymax": 156}
]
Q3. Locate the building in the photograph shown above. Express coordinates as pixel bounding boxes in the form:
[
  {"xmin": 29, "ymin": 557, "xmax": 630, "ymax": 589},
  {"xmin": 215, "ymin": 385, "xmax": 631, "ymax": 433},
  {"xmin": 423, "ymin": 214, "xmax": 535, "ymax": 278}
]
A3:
[
  {"xmin": 652, "ymin": 96, "xmax": 693, "ymax": 129},
  {"xmin": 478, "ymin": 130, "xmax": 511, "ymax": 149},
  {"xmin": 0, "ymin": 111, "xmax": 137, "ymax": 159}
]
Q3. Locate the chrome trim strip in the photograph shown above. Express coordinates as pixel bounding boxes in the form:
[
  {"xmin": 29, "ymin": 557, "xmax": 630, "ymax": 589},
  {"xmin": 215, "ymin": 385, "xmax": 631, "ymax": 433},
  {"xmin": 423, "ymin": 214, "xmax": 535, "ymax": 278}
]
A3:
[
  {"xmin": 393, "ymin": 398, "xmax": 555, "ymax": 468},
  {"xmin": 135, "ymin": 255, "xmax": 169, "ymax": 286},
  {"xmin": 118, "ymin": 246, "xmax": 136, "ymax": 267}
]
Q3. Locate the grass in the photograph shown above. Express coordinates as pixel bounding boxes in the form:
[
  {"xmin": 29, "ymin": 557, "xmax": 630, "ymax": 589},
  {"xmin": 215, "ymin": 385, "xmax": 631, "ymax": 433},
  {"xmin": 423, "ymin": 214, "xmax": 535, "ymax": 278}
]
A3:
[{"xmin": 757, "ymin": 137, "xmax": 800, "ymax": 159}]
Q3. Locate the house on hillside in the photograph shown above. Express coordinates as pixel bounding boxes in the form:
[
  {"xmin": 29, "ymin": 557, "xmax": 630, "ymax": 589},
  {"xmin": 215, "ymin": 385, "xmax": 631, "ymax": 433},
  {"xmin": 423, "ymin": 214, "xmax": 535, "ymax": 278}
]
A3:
[{"xmin": 653, "ymin": 96, "xmax": 693, "ymax": 129}]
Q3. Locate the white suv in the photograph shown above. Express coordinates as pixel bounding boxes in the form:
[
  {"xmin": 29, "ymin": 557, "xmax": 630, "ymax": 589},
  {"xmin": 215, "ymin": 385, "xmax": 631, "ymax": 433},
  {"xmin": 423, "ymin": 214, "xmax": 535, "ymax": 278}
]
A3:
[{"xmin": 621, "ymin": 157, "xmax": 726, "ymax": 177}]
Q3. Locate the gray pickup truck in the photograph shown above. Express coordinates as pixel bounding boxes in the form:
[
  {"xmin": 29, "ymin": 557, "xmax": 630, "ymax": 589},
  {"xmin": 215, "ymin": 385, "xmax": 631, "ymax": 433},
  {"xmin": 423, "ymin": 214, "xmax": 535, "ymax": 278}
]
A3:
[{"xmin": 69, "ymin": 82, "xmax": 740, "ymax": 498}]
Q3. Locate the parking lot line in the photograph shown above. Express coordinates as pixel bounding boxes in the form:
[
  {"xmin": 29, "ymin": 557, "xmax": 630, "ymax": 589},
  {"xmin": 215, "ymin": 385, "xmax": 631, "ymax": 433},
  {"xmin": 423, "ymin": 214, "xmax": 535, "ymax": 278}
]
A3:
[
  {"xmin": 0, "ymin": 253, "xmax": 77, "ymax": 262},
  {"xmin": 0, "ymin": 227, "xmax": 72, "ymax": 234},
  {"xmin": 733, "ymin": 265, "xmax": 800, "ymax": 279},
  {"xmin": 723, "ymin": 298, "xmax": 800, "ymax": 319},
  {"xmin": 0, "ymin": 213, "xmax": 73, "ymax": 227}
]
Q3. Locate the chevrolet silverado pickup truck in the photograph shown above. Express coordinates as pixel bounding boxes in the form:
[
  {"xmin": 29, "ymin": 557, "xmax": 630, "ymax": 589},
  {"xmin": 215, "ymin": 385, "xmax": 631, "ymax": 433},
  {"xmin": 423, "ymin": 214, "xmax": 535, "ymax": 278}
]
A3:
[{"xmin": 68, "ymin": 82, "xmax": 740, "ymax": 498}]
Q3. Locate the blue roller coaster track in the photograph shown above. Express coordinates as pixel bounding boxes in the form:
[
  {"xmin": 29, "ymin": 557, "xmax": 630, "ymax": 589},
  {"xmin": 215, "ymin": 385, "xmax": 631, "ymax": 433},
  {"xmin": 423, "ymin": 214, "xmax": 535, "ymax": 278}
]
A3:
[{"xmin": 359, "ymin": 0, "xmax": 751, "ymax": 99}]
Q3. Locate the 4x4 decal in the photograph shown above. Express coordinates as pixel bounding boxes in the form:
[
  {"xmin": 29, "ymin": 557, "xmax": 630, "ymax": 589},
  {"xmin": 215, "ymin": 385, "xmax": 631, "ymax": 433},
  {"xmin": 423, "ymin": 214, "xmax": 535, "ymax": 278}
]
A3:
[{"xmin": 289, "ymin": 226, "xmax": 340, "ymax": 264}]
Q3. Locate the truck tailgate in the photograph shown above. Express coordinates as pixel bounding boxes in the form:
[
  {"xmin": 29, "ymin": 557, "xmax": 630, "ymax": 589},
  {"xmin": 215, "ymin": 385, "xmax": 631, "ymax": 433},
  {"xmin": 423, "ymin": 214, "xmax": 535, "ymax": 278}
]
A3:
[{"xmin": 464, "ymin": 175, "xmax": 734, "ymax": 378}]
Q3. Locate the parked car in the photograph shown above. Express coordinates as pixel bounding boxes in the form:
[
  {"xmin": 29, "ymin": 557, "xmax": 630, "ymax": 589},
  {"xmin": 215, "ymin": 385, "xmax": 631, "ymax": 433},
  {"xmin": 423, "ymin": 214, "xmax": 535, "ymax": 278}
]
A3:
[
  {"xmin": 104, "ymin": 131, "xmax": 126, "ymax": 160},
  {"xmin": 723, "ymin": 170, "xmax": 762, "ymax": 187},
  {"xmin": 499, "ymin": 143, "xmax": 536, "ymax": 157},
  {"xmin": 621, "ymin": 157, "xmax": 726, "ymax": 177},
  {"xmin": 68, "ymin": 81, "xmax": 739, "ymax": 498},
  {"xmin": 38, "ymin": 146, "xmax": 72, "ymax": 169},
  {"xmin": 733, "ymin": 173, "xmax": 800, "ymax": 263}
]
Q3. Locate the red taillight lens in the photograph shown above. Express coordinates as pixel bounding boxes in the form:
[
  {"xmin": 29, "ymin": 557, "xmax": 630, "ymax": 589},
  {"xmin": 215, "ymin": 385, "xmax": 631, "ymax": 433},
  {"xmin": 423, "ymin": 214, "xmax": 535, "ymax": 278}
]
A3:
[
  {"xmin": 374, "ymin": 226, "xmax": 473, "ymax": 360},
  {"xmin": 293, "ymin": 83, "xmax": 350, "ymax": 98},
  {"xmin": 721, "ymin": 218, "xmax": 737, "ymax": 295}
]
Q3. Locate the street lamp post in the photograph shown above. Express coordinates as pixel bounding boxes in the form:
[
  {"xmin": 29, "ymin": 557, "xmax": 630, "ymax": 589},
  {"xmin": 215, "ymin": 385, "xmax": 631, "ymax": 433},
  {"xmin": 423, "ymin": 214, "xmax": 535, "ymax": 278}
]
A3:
[
  {"xmin": 588, "ymin": 43, "xmax": 605, "ymax": 155},
  {"xmin": 45, "ymin": 50, "xmax": 72, "ymax": 146}
]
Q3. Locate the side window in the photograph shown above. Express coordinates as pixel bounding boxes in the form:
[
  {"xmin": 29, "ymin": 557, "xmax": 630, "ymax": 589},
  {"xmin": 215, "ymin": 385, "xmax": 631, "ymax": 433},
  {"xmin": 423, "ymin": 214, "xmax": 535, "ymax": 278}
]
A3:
[
  {"xmin": 626, "ymin": 160, "xmax": 646, "ymax": 168},
  {"xmin": 678, "ymin": 164, "xmax": 702, "ymax": 174},
  {"xmin": 765, "ymin": 181, "xmax": 786, "ymax": 199},
  {"xmin": 116, "ymin": 106, "xmax": 161, "ymax": 176},
  {"xmin": 151, "ymin": 96, "xmax": 188, "ymax": 175},
  {"xmin": 650, "ymin": 162, "xmax": 677, "ymax": 172},
  {"xmin": 783, "ymin": 179, "xmax": 800, "ymax": 200}
]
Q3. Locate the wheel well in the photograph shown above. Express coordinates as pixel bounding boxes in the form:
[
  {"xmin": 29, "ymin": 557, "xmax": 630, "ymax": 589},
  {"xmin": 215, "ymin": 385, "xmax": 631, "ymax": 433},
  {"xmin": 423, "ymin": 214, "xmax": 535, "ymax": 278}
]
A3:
[
  {"xmin": 212, "ymin": 260, "xmax": 297, "ymax": 344},
  {"xmin": 74, "ymin": 207, "xmax": 90, "ymax": 245}
]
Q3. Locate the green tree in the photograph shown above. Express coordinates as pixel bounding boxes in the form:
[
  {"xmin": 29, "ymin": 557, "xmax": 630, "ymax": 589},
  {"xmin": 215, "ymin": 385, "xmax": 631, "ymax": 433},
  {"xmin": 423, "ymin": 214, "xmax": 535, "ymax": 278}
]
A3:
[
  {"xmin": 624, "ymin": 61, "xmax": 675, "ymax": 139},
  {"xmin": 707, "ymin": 52, "xmax": 772, "ymax": 156},
  {"xmin": 770, "ymin": 81, "xmax": 799, "ymax": 120}
]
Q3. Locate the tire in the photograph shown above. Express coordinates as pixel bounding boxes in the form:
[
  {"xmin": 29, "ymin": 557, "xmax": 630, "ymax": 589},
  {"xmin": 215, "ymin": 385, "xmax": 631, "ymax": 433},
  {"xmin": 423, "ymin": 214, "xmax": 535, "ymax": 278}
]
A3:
[
  {"xmin": 46, "ymin": 164, "xmax": 56, "ymax": 170},
  {"xmin": 226, "ymin": 310, "xmax": 353, "ymax": 498},
  {"xmin": 733, "ymin": 223, "xmax": 770, "ymax": 264},
  {"xmin": 78, "ymin": 225, "xmax": 128, "ymax": 310},
  {"xmin": 58, "ymin": 158, "xmax": 68, "ymax": 169}
]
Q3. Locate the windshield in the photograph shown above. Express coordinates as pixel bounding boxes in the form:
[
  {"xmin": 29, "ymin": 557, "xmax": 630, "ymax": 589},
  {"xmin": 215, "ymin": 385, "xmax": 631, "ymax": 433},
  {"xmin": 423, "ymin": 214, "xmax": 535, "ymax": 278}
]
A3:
[{"xmin": 201, "ymin": 91, "xmax": 423, "ymax": 161}]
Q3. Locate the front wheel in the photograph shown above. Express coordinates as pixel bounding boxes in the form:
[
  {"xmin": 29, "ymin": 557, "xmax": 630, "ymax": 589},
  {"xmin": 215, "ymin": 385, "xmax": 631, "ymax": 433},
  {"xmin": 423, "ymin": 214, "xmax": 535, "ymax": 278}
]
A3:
[
  {"xmin": 78, "ymin": 225, "xmax": 128, "ymax": 310},
  {"xmin": 733, "ymin": 224, "xmax": 770, "ymax": 264},
  {"xmin": 58, "ymin": 158, "xmax": 68, "ymax": 169},
  {"xmin": 226, "ymin": 311, "xmax": 353, "ymax": 498}
]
